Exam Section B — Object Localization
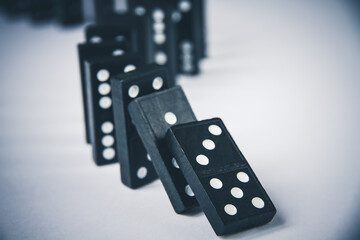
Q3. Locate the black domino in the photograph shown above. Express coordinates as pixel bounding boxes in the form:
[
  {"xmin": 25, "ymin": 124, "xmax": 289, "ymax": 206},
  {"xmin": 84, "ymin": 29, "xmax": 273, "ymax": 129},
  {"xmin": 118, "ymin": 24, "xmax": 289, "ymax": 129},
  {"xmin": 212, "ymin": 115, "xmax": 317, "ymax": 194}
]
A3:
[
  {"xmin": 166, "ymin": 118, "xmax": 276, "ymax": 235},
  {"xmin": 128, "ymin": 86, "xmax": 198, "ymax": 213},
  {"xmin": 78, "ymin": 41, "xmax": 131, "ymax": 143},
  {"xmin": 111, "ymin": 64, "xmax": 172, "ymax": 188},
  {"xmin": 85, "ymin": 54, "xmax": 145, "ymax": 165},
  {"xmin": 174, "ymin": 0, "xmax": 203, "ymax": 74}
]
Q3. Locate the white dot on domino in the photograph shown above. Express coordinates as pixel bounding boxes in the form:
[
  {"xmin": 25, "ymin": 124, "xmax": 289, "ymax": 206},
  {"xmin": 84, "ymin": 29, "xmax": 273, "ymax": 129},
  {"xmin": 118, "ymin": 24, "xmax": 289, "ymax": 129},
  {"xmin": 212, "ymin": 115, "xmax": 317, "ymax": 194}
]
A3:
[
  {"xmin": 208, "ymin": 125, "xmax": 222, "ymax": 136},
  {"xmin": 164, "ymin": 112, "xmax": 177, "ymax": 125},
  {"xmin": 137, "ymin": 167, "xmax": 148, "ymax": 179},
  {"xmin": 210, "ymin": 178, "xmax": 223, "ymax": 189},
  {"xmin": 112, "ymin": 49, "xmax": 124, "ymax": 56},
  {"xmin": 128, "ymin": 85, "xmax": 139, "ymax": 98},
  {"xmin": 231, "ymin": 187, "xmax": 244, "ymax": 199},
  {"xmin": 90, "ymin": 36, "xmax": 102, "ymax": 43},
  {"xmin": 124, "ymin": 64, "xmax": 136, "ymax": 73},
  {"xmin": 97, "ymin": 69, "xmax": 110, "ymax": 82},
  {"xmin": 202, "ymin": 139, "xmax": 215, "ymax": 150},
  {"xmin": 134, "ymin": 6, "xmax": 146, "ymax": 16},
  {"xmin": 101, "ymin": 122, "xmax": 114, "ymax": 134},
  {"xmin": 98, "ymin": 83, "xmax": 111, "ymax": 95},
  {"xmin": 196, "ymin": 154, "xmax": 209, "ymax": 165},
  {"xmin": 252, "ymin": 197, "xmax": 265, "ymax": 209},
  {"xmin": 179, "ymin": 0, "xmax": 192, "ymax": 13},
  {"xmin": 172, "ymin": 158, "xmax": 180, "ymax": 169},
  {"xmin": 99, "ymin": 97, "xmax": 112, "ymax": 109},
  {"xmin": 103, "ymin": 148, "xmax": 115, "ymax": 160},
  {"xmin": 224, "ymin": 204, "xmax": 237, "ymax": 216},
  {"xmin": 101, "ymin": 135, "xmax": 114, "ymax": 147},
  {"xmin": 152, "ymin": 76, "xmax": 164, "ymax": 90},
  {"xmin": 185, "ymin": 185, "xmax": 195, "ymax": 197},
  {"xmin": 237, "ymin": 172, "xmax": 249, "ymax": 183}
]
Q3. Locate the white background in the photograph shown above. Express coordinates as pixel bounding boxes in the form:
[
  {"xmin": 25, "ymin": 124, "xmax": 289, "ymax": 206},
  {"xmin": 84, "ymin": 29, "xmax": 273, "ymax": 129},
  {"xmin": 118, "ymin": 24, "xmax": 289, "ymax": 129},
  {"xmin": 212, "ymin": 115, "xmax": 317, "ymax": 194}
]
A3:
[{"xmin": 1, "ymin": 0, "xmax": 360, "ymax": 239}]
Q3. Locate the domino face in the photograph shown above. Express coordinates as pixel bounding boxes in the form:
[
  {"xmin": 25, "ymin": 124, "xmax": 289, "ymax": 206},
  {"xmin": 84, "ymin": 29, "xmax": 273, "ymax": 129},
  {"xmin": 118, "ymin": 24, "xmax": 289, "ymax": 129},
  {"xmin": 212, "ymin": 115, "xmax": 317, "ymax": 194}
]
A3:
[
  {"xmin": 78, "ymin": 41, "xmax": 130, "ymax": 143},
  {"xmin": 128, "ymin": 86, "xmax": 198, "ymax": 213},
  {"xmin": 111, "ymin": 64, "xmax": 171, "ymax": 188},
  {"xmin": 84, "ymin": 54, "xmax": 145, "ymax": 165},
  {"xmin": 166, "ymin": 118, "xmax": 276, "ymax": 235}
]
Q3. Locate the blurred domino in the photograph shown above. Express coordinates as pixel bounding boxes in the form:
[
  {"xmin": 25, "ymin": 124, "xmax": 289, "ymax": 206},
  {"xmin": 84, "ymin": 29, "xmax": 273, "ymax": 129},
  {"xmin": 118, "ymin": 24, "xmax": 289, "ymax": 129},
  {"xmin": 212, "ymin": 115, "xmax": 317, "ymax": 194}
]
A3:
[
  {"xmin": 84, "ymin": 54, "xmax": 145, "ymax": 165},
  {"xmin": 128, "ymin": 86, "xmax": 198, "ymax": 213},
  {"xmin": 166, "ymin": 118, "xmax": 276, "ymax": 235},
  {"xmin": 129, "ymin": 0, "xmax": 205, "ymax": 74},
  {"xmin": 111, "ymin": 64, "xmax": 172, "ymax": 188}
]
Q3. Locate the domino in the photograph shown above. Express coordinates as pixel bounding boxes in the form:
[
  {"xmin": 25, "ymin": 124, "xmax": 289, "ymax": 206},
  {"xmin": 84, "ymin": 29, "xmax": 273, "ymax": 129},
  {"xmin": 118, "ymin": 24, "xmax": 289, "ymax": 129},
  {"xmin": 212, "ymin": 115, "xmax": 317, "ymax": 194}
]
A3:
[
  {"xmin": 166, "ymin": 118, "xmax": 276, "ymax": 235},
  {"xmin": 111, "ymin": 64, "xmax": 172, "ymax": 188},
  {"xmin": 128, "ymin": 86, "xmax": 198, "ymax": 213},
  {"xmin": 84, "ymin": 54, "xmax": 146, "ymax": 165},
  {"xmin": 78, "ymin": 41, "xmax": 131, "ymax": 143},
  {"xmin": 173, "ymin": 0, "xmax": 203, "ymax": 74}
]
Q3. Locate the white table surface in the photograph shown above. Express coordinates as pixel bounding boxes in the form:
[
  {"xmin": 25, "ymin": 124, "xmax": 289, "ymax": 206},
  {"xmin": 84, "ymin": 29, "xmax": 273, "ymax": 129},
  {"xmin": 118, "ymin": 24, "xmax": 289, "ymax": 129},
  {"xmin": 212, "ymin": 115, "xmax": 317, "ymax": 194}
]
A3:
[{"xmin": 1, "ymin": 1, "xmax": 360, "ymax": 239}]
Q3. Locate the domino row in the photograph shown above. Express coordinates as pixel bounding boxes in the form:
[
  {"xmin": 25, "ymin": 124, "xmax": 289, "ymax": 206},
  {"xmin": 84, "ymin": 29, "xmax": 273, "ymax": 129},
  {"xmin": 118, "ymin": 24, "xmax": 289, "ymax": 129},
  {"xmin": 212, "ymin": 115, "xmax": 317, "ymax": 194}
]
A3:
[
  {"xmin": 80, "ymin": 60, "xmax": 276, "ymax": 235},
  {"xmin": 77, "ymin": 9, "xmax": 276, "ymax": 238}
]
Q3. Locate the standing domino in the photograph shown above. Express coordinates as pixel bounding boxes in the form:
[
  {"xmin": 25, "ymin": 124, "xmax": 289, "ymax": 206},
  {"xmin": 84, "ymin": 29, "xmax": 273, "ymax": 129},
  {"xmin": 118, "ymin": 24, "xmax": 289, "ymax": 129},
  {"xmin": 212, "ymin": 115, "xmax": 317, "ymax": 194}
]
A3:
[
  {"xmin": 78, "ymin": 41, "xmax": 130, "ymax": 143},
  {"xmin": 166, "ymin": 118, "xmax": 276, "ymax": 235},
  {"xmin": 128, "ymin": 86, "xmax": 198, "ymax": 213},
  {"xmin": 85, "ymin": 54, "xmax": 145, "ymax": 165}
]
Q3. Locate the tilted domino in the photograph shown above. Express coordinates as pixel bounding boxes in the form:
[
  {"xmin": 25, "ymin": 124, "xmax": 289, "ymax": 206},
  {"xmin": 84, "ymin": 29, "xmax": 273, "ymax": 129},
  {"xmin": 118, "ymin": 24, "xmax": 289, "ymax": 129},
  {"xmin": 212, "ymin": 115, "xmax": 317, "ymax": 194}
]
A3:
[
  {"xmin": 128, "ymin": 86, "xmax": 199, "ymax": 213},
  {"xmin": 78, "ymin": 41, "xmax": 131, "ymax": 143},
  {"xmin": 84, "ymin": 54, "xmax": 145, "ymax": 165},
  {"xmin": 111, "ymin": 64, "xmax": 173, "ymax": 188},
  {"xmin": 166, "ymin": 118, "xmax": 276, "ymax": 235}
]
